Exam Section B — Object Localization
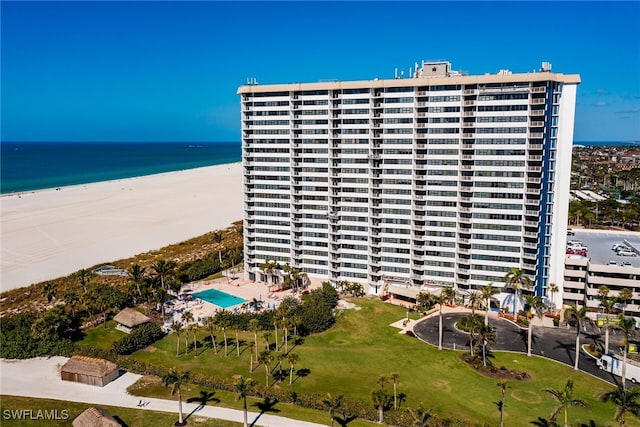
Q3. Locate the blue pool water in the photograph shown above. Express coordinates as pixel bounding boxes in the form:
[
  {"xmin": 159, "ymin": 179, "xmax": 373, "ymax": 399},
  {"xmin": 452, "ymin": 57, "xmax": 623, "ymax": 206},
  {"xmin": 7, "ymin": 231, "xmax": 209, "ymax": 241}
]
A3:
[{"xmin": 192, "ymin": 288, "xmax": 246, "ymax": 309}]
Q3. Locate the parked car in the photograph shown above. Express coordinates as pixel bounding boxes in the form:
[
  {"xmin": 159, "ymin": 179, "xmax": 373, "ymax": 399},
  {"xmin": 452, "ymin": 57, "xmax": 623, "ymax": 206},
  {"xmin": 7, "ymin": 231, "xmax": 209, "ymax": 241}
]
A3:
[
  {"xmin": 619, "ymin": 251, "xmax": 638, "ymax": 257},
  {"xmin": 608, "ymin": 260, "xmax": 617, "ymax": 266}
]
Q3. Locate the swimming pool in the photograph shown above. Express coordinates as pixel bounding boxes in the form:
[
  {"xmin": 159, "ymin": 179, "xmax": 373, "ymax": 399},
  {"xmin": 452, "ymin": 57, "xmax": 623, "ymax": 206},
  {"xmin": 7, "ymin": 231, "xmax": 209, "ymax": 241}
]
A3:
[{"xmin": 192, "ymin": 288, "xmax": 247, "ymax": 309}]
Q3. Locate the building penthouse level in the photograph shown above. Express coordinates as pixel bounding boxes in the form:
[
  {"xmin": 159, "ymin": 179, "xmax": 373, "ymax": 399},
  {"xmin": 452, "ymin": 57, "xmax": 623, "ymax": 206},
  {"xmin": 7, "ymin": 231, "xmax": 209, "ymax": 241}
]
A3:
[{"xmin": 238, "ymin": 60, "xmax": 580, "ymax": 310}]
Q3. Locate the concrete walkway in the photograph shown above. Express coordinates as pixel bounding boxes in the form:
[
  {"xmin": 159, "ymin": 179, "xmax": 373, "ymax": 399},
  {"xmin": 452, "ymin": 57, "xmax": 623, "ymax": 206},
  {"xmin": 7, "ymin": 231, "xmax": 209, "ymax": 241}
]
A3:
[{"xmin": 0, "ymin": 357, "xmax": 324, "ymax": 427}]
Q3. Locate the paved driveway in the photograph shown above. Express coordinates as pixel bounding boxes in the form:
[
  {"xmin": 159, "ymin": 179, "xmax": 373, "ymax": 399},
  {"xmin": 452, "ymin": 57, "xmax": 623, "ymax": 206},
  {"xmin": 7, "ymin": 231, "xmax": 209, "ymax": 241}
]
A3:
[{"xmin": 412, "ymin": 312, "xmax": 624, "ymax": 385}]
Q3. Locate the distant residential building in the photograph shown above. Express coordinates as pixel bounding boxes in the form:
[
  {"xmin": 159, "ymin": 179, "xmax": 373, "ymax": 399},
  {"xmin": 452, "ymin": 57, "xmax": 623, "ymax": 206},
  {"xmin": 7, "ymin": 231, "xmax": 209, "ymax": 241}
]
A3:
[{"xmin": 239, "ymin": 60, "xmax": 580, "ymax": 310}]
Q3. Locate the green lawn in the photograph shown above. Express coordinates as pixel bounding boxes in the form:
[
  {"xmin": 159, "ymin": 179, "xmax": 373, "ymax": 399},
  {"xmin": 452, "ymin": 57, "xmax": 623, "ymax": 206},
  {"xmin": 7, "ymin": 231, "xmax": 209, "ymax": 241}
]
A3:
[
  {"xmin": 0, "ymin": 395, "xmax": 241, "ymax": 427},
  {"xmin": 77, "ymin": 320, "xmax": 126, "ymax": 349},
  {"xmin": 80, "ymin": 297, "xmax": 639, "ymax": 426}
]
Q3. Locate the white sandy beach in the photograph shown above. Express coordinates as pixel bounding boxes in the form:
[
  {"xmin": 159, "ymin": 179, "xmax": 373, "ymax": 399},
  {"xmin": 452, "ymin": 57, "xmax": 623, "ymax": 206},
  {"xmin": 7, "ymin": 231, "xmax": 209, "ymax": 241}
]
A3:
[{"xmin": 0, "ymin": 162, "xmax": 243, "ymax": 292}]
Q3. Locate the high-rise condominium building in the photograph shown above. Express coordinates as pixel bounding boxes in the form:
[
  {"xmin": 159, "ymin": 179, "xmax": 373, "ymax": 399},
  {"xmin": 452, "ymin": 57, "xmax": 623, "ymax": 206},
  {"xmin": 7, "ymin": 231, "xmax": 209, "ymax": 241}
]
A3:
[{"xmin": 238, "ymin": 61, "xmax": 580, "ymax": 310}]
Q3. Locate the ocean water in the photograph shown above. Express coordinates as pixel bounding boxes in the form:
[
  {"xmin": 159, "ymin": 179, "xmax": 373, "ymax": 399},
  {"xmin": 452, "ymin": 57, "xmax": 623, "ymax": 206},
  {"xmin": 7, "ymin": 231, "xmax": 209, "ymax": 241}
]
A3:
[{"xmin": 0, "ymin": 142, "xmax": 241, "ymax": 194}]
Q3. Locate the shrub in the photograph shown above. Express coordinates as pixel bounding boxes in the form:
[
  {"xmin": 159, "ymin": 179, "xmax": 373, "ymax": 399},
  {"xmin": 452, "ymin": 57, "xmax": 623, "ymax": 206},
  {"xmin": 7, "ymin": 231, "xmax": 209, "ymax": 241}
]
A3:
[{"xmin": 111, "ymin": 323, "xmax": 164, "ymax": 355}]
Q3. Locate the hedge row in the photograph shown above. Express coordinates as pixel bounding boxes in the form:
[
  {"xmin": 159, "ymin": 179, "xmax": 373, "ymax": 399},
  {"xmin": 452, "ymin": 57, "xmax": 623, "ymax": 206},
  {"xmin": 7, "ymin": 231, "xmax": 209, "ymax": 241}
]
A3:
[{"xmin": 111, "ymin": 323, "xmax": 165, "ymax": 355}]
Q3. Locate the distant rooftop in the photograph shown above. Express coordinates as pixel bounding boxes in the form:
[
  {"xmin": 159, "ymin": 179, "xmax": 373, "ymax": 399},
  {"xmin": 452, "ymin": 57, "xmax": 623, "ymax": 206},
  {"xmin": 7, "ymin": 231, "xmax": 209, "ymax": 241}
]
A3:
[{"xmin": 568, "ymin": 229, "xmax": 640, "ymax": 268}]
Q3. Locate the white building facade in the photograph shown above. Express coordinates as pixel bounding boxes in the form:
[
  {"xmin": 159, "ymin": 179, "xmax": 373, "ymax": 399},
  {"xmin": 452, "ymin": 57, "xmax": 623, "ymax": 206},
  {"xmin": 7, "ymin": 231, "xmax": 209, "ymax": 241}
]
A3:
[{"xmin": 238, "ymin": 61, "xmax": 580, "ymax": 309}]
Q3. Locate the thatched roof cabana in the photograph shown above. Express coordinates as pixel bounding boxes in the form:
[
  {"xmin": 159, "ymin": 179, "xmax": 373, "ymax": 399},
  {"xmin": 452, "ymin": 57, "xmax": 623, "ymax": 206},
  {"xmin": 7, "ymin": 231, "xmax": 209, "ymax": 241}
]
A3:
[
  {"xmin": 113, "ymin": 308, "xmax": 150, "ymax": 333},
  {"xmin": 61, "ymin": 356, "xmax": 119, "ymax": 387},
  {"xmin": 72, "ymin": 407, "xmax": 121, "ymax": 427}
]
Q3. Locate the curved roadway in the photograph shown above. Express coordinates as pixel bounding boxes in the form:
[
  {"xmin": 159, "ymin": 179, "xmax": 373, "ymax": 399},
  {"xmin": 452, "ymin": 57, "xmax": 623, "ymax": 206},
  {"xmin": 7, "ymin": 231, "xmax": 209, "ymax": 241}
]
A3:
[{"xmin": 413, "ymin": 312, "xmax": 623, "ymax": 385}]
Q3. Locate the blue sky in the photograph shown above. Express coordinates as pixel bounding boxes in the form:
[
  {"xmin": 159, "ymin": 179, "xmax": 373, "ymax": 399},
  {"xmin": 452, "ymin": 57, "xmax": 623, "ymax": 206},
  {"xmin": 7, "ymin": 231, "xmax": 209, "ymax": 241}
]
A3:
[{"xmin": 2, "ymin": 1, "xmax": 639, "ymax": 143}]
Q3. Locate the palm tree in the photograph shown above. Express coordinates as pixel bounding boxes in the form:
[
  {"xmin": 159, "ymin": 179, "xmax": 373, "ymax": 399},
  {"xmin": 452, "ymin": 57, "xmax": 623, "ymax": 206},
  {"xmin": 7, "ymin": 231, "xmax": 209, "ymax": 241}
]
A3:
[
  {"xmin": 263, "ymin": 331, "xmax": 272, "ymax": 351},
  {"xmin": 406, "ymin": 405, "xmax": 431, "ymax": 427},
  {"xmin": 272, "ymin": 318, "xmax": 279, "ymax": 352},
  {"xmin": 618, "ymin": 288, "xmax": 634, "ymax": 315},
  {"xmin": 260, "ymin": 259, "xmax": 279, "ymax": 285},
  {"xmin": 371, "ymin": 388, "xmax": 391, "ymax": 424},
  {"xmin": 235, "ymin": 325, "xmax": 241, "ymax": 357},
  {"xmin": 525, "ymin": 295, "xmax": 546, "ymax": 357},
  {"xmin": 151, "ymin": 259, "xmax": 176, "ymax": 291},
  {"xmin": 190, "ymin": 322, "xmax": 199, "ymax": 357},
  {"xmin": 63, "ymin": 290, "xmax": 80, "ymax": 317},
  {"xmin": 467, "ymin": 290, "xmax": 483, "ymax": 320},
  {"xmin": 290, "ymin": 314, "xmax": 302, "ymax": 339},
  {"xmin": 390, "ymin": 373, "xmax": 399, "ymax": 410},
  {"xmin": 481, "ymin": 283, "xmax": 500, "ymax": 326},
  {"xmin": 162, "ymin": 367, "xmax": 188, "ymax": 426},
  {"xmin": 182, "ymin": 311, "xmax": 193, "ymax": 354},
  {"xmin": 322, "ymin": 393, "xmax": 343, "ymax": 427},
  {"xmin": 614, "ymin": 315, "xmax": 637, "ymax": 390},
  {"xmin": 598, "ymin": 384, "xmax": 640, "ymax": 427},
  {"xmin": 234, "ymin": 375, "xmax": 257, "ymax": 427},
  {"xmin": 544, "ymin": 379, "xmax": 591, "ymax": 427},
  {"xmin": 42, "ymin": 282, "xmax": 56, "ymax": 303},
  {"xmin": 205, "ymin": 317, "xmax": 218, "ymax": 354},
  {"xmin": 258, "ymin": 350, "xmax": 274, "ymax": 387},
  {"xmin": 75, "ymin": 268, "xmax": 94, "ymax": 293},
  {"xmin": 564, "ymin": 303, "xmax": 593, "ymax": 370},
  {"xmin": 249, "ymin": 318, "xmax": 260, "ymax": 360},
  {"xmin": 213, "ymin": 230, "xmax": 224, "ymax": 264},
  {"xmin": 434, "ymin": 293, "xmax": 447, "ymax": 351},
  {"xmin": 505, "ymin": 267, "xmax": 533, "ymax": 316},
  {"xmin": 218, "ymin": 316, "xmax": 229, "ymax": 357},
  {"xmin": 286, "ymin": 353, "xmax": 299, "ymax": 385},
  {"xmin": 281, "ymin": 317, "xmax": 290, "ymax": 353},
  {"xmin": 599, "ymin": 296, "xmax": 617, "ymax": 354},
  {"xmin": 171, "ymin": 322, "xmax": 182, "ymax": 357},
  {"xmin": 548, "ymin": 282, "xmax": 560, "ymax": 309},
  {"xmin": 477, "ymin": 323, "xmax": 497, "ymax": 367},
  {"xmin": 127, "ymin": 264, "xmax": 146, "ymax": 299},
  {"xmin": 442, "ymin": 286, "xmax": 457, "ymax": 306},
  {"xmin": 247, "ymin": 342, "xmax": 255, "ymax": 372},
  {"xmin": 497, "ymin": 380, "xmax": 507, "ymax": 427}
]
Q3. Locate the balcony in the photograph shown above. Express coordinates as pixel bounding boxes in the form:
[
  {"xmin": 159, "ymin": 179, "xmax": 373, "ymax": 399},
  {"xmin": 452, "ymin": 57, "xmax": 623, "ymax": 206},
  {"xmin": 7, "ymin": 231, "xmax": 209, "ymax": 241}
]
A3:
[
  {"xmin": 463, "ymin": 100, "xmax": 475, "ymax": 106},
  {"xmin": 528, "ymin": 155, "xmax": 543, "ymax": 161},
  {"xmin": 530, "ymin": 98, "xmax": 546, "ymax": 105},
  {"xmin": 531, "ymin": 86, "xmax": 546, "ymax": 93},
  {"xmin": 528, "ymin": 143, "xmax": 543, "ymax": 150},
  {"xmin": 526, "ymin": 187, "xmax": 541, "ymax": 195},
  {"xmin": 462, "ymin": 133, "xmax": 474, "ymax": 138},
  {"xmin": 530, "ymin": 121, "xmax": 545, "ymax": 127},
  {"xmin": 529, "ymin": 132, "xmax": 544, "ymax": 139},
  {"xmin": 463, "ymin": 111, "xmax": 475, "ymax": 117},
  {"xmin": 526, "ymin": 177, "xmax": 541, "ymax": 184},
  {"xmin": 530, "ymin": 109, "xmax": 545, "ymax": 116}
]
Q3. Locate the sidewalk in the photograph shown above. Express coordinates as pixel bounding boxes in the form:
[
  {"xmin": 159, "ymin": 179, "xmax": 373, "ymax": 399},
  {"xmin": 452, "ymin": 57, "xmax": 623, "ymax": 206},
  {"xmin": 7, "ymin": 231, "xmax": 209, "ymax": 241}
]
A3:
[{"xmin": 0, "ymin": 357, "xmax": 324, "ymax": 427}]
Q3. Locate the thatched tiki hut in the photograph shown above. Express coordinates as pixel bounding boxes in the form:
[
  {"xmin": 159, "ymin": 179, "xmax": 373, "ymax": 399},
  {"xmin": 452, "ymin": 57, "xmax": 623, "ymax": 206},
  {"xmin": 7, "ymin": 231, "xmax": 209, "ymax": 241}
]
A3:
[
  {"xmin": 113, "ymin": 308, "xmax": 150, "ymax": 334},
  {"xmin": 72, "ymin": 407, "xmax": 121, "ymax": 427},
  {"xmin": 61, "ymin": 356, "xmax": 119, "ymax": 387}
]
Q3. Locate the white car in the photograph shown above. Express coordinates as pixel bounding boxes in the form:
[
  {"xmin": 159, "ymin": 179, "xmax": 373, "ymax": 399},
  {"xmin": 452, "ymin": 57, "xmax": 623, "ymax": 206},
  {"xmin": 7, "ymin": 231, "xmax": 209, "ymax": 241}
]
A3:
[{"xmin": 618, "ymin": 251, "xmax": 637, "ymax": 257}]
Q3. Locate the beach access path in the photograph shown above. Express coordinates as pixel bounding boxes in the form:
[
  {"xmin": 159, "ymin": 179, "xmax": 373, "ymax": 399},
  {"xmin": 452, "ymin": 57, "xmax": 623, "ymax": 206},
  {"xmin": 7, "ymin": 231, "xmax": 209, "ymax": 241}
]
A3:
[
  {"xmin": 0, "ymin": 163, "xmax": 243, "ymax": 292},
  {"xmin": 0, "ymin": 357, "xmax": 324, "ymax": 427}
]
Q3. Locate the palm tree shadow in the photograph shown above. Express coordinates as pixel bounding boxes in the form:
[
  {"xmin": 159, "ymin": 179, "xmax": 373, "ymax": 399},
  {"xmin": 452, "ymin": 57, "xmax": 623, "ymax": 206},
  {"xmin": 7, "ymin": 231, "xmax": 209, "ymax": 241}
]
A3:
[
  {"xmin": 290, "ymin": 367, "xmax": 311, "ymax": 385},
  {"xmin": 335, "ymin": 414, "xmax": 359, "ymax": 426},
  {"xmin": 184, "ymin": 391, "xmax": 220, "ymax": 421},
  {"xmin": 250, "ymin": 397, "xmax": 280, "ymax": 426},
  {"xmin": 552, "ymin": 339, "xmax": 575, "ymax": 364}
]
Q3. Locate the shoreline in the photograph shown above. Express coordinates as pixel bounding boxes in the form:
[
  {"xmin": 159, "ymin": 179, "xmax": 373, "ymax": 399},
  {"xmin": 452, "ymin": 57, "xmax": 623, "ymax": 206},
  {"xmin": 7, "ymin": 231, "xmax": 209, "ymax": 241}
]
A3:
[
  {"xmin": 1, "ymin": 161, "xmax": 242, "ymax": 198},
  {"xmin": 0, "ymin": 162, "xmax": 244, "ymax": 292}
]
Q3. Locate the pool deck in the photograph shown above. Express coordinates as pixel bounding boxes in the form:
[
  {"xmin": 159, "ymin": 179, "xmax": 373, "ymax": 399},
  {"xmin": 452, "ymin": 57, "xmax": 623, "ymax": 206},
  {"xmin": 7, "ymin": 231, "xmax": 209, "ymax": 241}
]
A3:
[{"xmin": 171, "ymin": 274, "xmax": 302, "ymax": 324}]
